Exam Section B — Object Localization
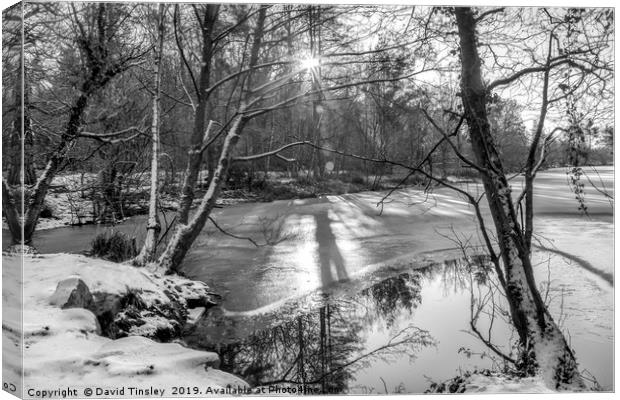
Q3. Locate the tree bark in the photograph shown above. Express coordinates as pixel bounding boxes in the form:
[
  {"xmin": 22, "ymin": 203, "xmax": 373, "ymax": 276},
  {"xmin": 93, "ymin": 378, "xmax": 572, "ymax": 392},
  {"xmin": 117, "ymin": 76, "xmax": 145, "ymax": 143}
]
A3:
[
  {"xmin": 157, "ymin": 114, "xmax": 247, "ymax": 273},
  {"xmin": 176, "ymin": 4, "xmax": 219, "ymax": 225},
  {"xmin": 157, "ymin": 6, "xmax": 268, "ymax": 274},
  {"xmin": 22, "ymin": 92, "xmax": 89, "ymax": 244},
  {"xmin": 2, "ymin": 179, "xmax": 21, "ymax": 245},
  {"xmin": 7, "ymin": 57, "xmax": 36, "ymax": 186},
  {"xmin": 11, "ymin": 4, "xmax": 135, "ymax": 245},
  {"xmin": 455, "ymin": 7, "xmax": 583, "ymax": 389},
  {"xmin": 134, "ymin": 4, "xmax": 166, "ymax": 265}
]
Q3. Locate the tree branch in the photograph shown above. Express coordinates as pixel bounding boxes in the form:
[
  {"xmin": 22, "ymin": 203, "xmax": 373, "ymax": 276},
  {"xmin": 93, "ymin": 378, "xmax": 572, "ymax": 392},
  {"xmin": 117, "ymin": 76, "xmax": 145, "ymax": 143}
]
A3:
[
  {"xmin": 207, "ymin": 216, "xmax": 262, "ymax": 247},
  {"xmin": 475, "ymin": 8, "xmax": 505, "ymax": 23},
  {"xmin": 174, "ymin": 5, "xmax": 199, "ymax": 96},
  {"xmin": 420, "ymin": 109, "xmax": 486, "ymax": 173},
  {"xmin": 79, "ymin": 125, "xmax": 146, "ymax": 139},
  {"xmin": 233, "ymin": 141, "xmax": 307, "ymax": 162}
]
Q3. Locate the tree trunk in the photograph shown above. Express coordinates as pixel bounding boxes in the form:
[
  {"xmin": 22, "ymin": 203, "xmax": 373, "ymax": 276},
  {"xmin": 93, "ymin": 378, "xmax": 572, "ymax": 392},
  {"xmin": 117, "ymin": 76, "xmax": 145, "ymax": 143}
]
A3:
[
  {"xmin": 2, "ymin": 179, "xmax": 21, "ymax": 245},
  {"xmin": 157, "ymin": 115, "xmax": 247, "ymax": 273},
  {"xmin": 157, "ymin": 6, "xmax": 268, "ymax": 273},
  {"xmin": 9, "ymin": 4, "xmax": 133, "ymax": 246},
  {"xmin": 309, "ymin": 6, "xmax": 324, "ymax": 180},
  {"xmin": 7, "ymin": 58, "xmax": 36, "ymax": 186},
  {"xmin": 134, "ymin": 4, "xmax": 166, "ymax": 265},
  {"xmin": 22, "ymin": 92, "xmax": 90, "ymax": 244},
  {"xmin": 455, "ymin": 7, "xmax": 583, "ymax": 389},
  {"xmin": 176, "ymin": 4, "xmax": 219, "ymax": 225}
]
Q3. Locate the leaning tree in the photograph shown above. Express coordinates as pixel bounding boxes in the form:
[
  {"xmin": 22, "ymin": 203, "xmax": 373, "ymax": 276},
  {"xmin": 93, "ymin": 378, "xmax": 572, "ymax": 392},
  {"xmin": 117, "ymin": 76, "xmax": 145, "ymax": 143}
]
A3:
[{"xmin": 2, "ymin": 3, "xmax": 148, "ymax": 245}]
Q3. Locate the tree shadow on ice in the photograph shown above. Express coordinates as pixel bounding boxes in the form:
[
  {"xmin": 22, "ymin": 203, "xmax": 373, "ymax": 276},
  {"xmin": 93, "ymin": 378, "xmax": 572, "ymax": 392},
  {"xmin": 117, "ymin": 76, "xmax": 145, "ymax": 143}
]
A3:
[{"xmin": 314, "ymin": 210, "xmax": 348, "ymax": 286}]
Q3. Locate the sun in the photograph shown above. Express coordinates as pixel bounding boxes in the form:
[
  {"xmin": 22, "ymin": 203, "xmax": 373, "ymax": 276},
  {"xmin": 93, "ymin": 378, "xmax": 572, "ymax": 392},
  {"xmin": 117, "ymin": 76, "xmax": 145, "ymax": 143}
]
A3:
[{"xmin": 299, "ymin": 57, "xmax": 320, "ymax": 71}]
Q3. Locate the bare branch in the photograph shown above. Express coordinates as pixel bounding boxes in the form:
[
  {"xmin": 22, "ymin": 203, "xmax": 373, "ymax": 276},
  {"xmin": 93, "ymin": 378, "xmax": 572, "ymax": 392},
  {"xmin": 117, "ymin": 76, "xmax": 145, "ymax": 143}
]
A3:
[
  {"xmin": 208, "ymin": 216, "xmax": 262, "ymax": 247},
  {"xmin": 79, "ymin": 125, "xmax": 146, "ymax": 139},
  {"xmin": 233, "ymin": 141, "xmax": 307, "ymax": 162},
  {"xmin": 475, "ymin": 8, "xmax": 505, "ymax": 23},
  {"xmin": 174, "ymin": 5, "xmax": 199, "ymax": 96},
  {"xmin": 244, "ymin": 66, "xmax": 442, "ymax": 119},
  {"xmin": 420, "ymin": 109, "xmax": 486, "ymax": 173}
]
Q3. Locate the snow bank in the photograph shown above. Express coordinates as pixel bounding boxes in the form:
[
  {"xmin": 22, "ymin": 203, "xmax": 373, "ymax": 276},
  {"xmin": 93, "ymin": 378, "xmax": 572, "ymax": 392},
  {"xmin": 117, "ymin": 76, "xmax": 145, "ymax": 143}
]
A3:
[
  {"xmin": 2, "ymin": 253, "xmax": 246, "ymax": 398},
  {"xmin": 464, "ymin": 372, "xmax": 553, "ymax": 393},
  {"xmin": 427, "ymin": 370, "xmax": 554, "ymax": 394}
]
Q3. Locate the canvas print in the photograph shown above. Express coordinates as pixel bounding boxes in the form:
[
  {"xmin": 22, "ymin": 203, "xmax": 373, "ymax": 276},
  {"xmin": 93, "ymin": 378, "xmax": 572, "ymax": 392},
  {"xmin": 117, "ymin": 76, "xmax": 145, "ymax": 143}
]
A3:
[{"xmin": 1, "ymin": 2, "xmax": 614, "ymax": 397}]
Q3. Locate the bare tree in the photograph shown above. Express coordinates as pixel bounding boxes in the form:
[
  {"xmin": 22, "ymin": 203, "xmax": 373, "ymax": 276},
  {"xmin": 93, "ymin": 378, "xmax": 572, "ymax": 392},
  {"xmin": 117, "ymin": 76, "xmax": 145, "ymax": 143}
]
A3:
[
  {"xmin": 2, "ymin": 3, "xmax": 145, "ymax": 245},
  {"xmin": 155, "ymin": 5, "xmax": 269, "ymax": 272},
  {"xmin": 453, "ymin": 7, "xmax": 602, "ymax": 389},
  {"xmin": 133, "ymin": 4, "xmax": 167, "ymax": 265}
]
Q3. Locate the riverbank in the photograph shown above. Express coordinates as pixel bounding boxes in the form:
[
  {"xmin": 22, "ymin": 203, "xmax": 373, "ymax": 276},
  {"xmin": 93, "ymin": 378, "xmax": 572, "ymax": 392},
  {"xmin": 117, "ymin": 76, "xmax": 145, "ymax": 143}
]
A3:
[
  {"xmin": 2, "ymin": 252, "xmax": 247, "ymax": 398},
  {"xmin": 2, "ymin": 169, "xmax": 434, "ymax": 232}
]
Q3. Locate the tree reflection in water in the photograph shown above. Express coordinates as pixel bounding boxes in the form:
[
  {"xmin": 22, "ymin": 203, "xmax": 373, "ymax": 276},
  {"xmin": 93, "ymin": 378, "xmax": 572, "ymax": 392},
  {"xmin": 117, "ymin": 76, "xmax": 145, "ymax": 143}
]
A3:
[{"xmin": 184, "ymin": 258, "xmax": 505, "ymax": 394}]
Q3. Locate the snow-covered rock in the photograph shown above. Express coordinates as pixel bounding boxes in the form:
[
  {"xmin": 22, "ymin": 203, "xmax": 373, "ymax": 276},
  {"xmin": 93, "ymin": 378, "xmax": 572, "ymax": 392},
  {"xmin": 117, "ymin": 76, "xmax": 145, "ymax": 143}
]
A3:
[
  {"xmin": 2, "ymin": 253, "xmax": 246, "ymax": 397},
  {"xmin": 106, "ymin": 289, "xmax": 187, "ymax": 341},
  {"xmin": 49, "ymin": 277, "xmax": 94, "ymax": 310}
]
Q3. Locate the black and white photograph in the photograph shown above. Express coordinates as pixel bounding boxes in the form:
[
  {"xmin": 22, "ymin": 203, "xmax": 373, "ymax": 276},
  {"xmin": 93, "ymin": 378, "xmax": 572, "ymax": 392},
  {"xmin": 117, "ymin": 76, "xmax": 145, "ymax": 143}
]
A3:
[{"xmin": 1, "ymin": 1, "xmax": 615, "ymax": 397}]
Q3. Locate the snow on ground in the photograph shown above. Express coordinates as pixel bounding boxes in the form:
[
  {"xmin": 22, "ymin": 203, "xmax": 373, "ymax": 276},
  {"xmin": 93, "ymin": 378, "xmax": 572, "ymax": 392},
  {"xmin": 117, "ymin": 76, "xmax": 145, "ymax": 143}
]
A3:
[
  {"xmin": 2, "ymin": 253, "xmax": 246, "ymax": 398},
  {"xmin": 463, "ymin": 372, "xmax": 554, "ymax": 393},
  {"xmin": 2, "ymin": 189, "xmax": 250, "ymax": 233}
]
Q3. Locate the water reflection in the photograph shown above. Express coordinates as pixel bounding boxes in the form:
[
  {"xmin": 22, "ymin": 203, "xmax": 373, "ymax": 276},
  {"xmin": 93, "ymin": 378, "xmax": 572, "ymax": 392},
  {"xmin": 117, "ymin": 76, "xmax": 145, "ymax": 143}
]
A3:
[
  {"xmin": 183, "ymin": 257, "xmax": 611, "ymax": 393},
  {"xmin": 184, "ymin": 263, "xmax": 481, "ymax": 393}
]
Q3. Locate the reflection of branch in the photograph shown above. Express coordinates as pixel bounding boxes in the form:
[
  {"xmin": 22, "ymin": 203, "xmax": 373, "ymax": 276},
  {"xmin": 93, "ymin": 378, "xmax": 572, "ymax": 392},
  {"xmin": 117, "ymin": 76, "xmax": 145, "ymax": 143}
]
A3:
[
  {"xmin": 441, "ymin": 228, "xmax": 516, "ymax": 365},
  {"xmin": 262, "ymin": 325, "xmax": 433, "ymax": 387}
]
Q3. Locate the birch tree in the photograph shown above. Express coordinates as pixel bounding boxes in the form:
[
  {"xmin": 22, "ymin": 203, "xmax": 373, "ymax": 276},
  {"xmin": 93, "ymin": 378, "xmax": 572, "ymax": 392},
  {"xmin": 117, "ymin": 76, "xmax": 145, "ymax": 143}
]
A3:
[{"xmin": 133, "ymin": 4, "xmax": 167, "ymax": 265}]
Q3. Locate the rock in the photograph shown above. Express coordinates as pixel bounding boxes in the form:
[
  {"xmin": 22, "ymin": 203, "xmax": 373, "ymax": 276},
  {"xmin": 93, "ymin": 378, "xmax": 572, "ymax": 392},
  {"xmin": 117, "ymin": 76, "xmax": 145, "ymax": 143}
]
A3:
[
  {"xmin": 163, "ymin": 279, "xmax": 221, "ymax": 309},
  {"xmin": 186, "ymin": 307, "xmax": 206, "ymax": 325},
  {"xmin": 107, "ymin": 307, "xmax": 182, "ymax": 342},
  {"xmin": 105, "ymin": 289, "xmax": 187, "ymax": 342},
  {"xmin": 49, "ymin": 277, "xmax": 94, "ymax": 310}
]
